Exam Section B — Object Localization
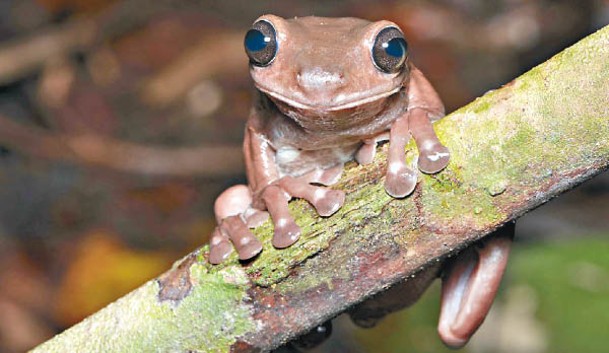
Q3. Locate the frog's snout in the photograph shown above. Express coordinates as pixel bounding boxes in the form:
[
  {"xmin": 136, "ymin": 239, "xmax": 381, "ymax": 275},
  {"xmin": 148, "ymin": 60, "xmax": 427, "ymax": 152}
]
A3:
[{"xmin": 296, "ymin": 67, "xmax": 346, "ymax": 92}]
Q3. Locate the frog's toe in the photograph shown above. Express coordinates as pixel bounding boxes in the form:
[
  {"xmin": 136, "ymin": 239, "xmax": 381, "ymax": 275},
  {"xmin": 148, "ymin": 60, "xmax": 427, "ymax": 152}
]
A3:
[
  {"xmin": 209, "ymin": 228, "xmax": 233, "ymax": 265},
  {"xmin": 279, "ymin": 176, "xmax": 344, "ymax": 217},
  {"xmin": 272, "ymin": 219, "xmax": 301, "ymax": 248},
  {"xmin": 355, "ymin": 142, "xmax": 376, "ymax": 165},
  {"xmin": 301, "ymin": 165, "xmax": 343, "ymax": 186},
  {"xmin": 235, "ymin": 234, "xmax": 263, "ymax": 260},
  {"xmin": 312, "ymin": 188, "xmax": 345, "ymax": 217},
  {"xmin": 384, "ymin": 163, "xmax": 417, "ymax": 198},
  {"xmin": 244, "ymin": 208, "xmax": 269, "ymax": 228},
  {"xmin": 316, "ymin": 165, "xmax": 344, "ymax": 186},
  {"xmin": 222, "ymin": 215, "xmax": 263, "ymax": 260},
  {"xmin": 418, "ymin": 144, "xmax": 450, "ymax": 174}
]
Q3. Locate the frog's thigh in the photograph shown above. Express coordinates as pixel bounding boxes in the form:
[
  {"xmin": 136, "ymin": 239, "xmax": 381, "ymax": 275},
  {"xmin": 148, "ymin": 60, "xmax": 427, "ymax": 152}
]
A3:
[
  {"xmin": 349, "ymin": 263, "xmax": 441, "ymax": 328},
  {"xmin": 214, "ymin": 184, "xmax": 252, "ymax": 222}
]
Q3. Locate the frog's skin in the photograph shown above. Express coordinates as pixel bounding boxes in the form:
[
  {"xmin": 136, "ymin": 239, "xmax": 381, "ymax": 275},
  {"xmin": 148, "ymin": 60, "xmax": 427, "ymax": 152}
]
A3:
[{"xmin": 207, "ymin": 15, "xmax": 512, "ymax": 348}]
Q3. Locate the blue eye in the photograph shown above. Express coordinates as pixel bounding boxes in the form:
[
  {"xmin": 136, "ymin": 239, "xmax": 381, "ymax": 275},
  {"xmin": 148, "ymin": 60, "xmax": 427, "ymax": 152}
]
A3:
[
  {"xmin": 245, "ymin": 30, "xmax": 268, "ymax": 52},
  {"xmin": 384, "ymin": 37, "xmax": 406, "ymax": 59},
  {"xmin": 372, "ymin": 27, "xmax": 409, "ymax": 73},
  {"xmin": 244, "ymin": 20, "xmax": 277, "ymax": 66}
]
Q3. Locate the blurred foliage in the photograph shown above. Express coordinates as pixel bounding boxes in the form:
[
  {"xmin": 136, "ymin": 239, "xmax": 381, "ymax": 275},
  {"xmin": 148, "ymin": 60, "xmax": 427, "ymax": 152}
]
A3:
[{"xmin": 54, "ymin": 230, "xmax": 173, "ymax": 326}]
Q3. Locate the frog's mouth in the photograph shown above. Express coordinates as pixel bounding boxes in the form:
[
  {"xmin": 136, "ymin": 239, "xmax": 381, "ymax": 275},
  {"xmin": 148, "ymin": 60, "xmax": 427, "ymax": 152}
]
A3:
[
  {"xmin": 260, "ymin": 86, "xmax": 405, "ymax": 133},
  {"xmin": 257, "ymin": 85, "xmax": 401, "ymax": 112}
]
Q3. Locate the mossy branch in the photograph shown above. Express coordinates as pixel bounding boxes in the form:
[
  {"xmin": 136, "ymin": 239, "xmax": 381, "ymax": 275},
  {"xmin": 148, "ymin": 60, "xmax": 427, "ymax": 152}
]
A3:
[{"xmin": 32, "ymin": 26, "xmax": 609, "ymax": 353}]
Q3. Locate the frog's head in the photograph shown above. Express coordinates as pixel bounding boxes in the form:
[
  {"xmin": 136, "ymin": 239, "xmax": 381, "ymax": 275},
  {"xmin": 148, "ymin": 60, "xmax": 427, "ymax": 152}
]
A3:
[{"xmin": 245, "ymin": 15, "xmax": 410, "ymax": 131}]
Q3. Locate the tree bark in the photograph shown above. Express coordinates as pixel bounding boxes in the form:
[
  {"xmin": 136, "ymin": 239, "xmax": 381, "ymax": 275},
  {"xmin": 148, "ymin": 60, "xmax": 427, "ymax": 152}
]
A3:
[{"xmin": 31, "ymin": 25, "xmax": 609, "ymax": 353}]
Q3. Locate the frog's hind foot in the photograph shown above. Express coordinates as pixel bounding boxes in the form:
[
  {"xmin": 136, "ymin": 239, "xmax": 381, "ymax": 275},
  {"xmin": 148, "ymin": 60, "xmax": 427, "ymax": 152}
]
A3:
[
  {"xmin": 355, "ymin": 133, "xmax": 389, "ymax": 165},
  {"xmin": 307, "ymin": 164, "xmax": 344, "ymax": 186}
]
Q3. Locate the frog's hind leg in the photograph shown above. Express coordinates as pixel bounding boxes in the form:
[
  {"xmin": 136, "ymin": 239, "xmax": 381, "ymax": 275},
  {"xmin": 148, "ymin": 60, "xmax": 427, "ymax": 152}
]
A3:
[
  {"xmin": 438, "ymin": 223, "xmax": 514, "ymax": 348},
  {"xmin": 385, "ymin": 116, "xmax": 418, "ymax": 198},
  {"xmin": 209, "ymin": 185, "xmax": 263, "ymax": 264},
  {"xmin": 409, "ymin": 108, "xmax": 450, "ymax": 174}
]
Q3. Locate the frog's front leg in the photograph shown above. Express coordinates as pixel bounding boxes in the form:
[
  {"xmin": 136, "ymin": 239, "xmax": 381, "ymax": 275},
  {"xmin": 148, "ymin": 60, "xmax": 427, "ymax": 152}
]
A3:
[
  {"xmin": 385, "ymin": 115, "xmax": 418, "ymax": 198},
  {"xmin": 383, "ymin": 106, "xmax": 449, "ymax": 200},
  {"xmin": 407, "ymin": 66, "xmax": 450, "ymax": 174},
  {"xmin": 209, "ymin": 124, "xmax": 346, "ymax": 263},
  {"xmin": 409, "ymin": 108, "xmax": 451, "ymax": 174}
]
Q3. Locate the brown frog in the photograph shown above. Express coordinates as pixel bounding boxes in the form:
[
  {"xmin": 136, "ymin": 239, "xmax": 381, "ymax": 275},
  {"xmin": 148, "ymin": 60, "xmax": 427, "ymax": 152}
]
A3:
[
  {"xmin": 208, "ymin": 15, "xmax": 512, "ymax": 348},
  {"xmin": 210, "ymin": 15, "xmax": 450, "ymax": 262}
]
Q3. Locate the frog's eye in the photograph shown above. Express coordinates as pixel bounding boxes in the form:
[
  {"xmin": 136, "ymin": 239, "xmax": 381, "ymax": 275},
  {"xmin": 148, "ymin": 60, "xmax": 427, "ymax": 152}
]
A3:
[
  {"xmin": 372, "ymin": 27, "xmax": 408, "ymax": 73},
  {"xmin": 244, "ymin": 20, "xmax": 278, "ymax": 67}
]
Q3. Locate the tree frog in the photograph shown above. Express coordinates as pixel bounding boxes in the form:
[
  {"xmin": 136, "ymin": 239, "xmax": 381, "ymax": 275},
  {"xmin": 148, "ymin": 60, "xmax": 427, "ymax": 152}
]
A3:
[
  {"xmin": 207, "ymin": 15, "xmax": 512, "ymax": 348},
  {"xmin": 209, "ymin": 15, "xmax": 450, "ymax": 263}
]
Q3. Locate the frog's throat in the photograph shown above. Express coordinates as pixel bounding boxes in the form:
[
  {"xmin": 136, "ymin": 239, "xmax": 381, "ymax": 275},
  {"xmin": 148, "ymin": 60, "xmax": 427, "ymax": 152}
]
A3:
[{"xmin": 256, "ymin": 85, "xmax": 401, "ymax": 112}]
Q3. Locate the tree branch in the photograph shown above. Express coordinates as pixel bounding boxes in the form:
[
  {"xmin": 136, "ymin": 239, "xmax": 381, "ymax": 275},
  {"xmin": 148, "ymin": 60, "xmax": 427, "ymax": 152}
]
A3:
[{"xmin": 31, "ymin": 26, "xmax": 609, "ymax": 353}]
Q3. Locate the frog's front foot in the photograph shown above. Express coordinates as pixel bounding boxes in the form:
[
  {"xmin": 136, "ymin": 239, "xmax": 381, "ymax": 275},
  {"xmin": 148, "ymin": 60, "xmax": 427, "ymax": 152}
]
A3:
[
  {"xmin": 259, "ymin": 184, "xmax": 301, "ymax": 248},
  {"xmin": 209, "ymin": 218, "xmax": 264, "ymax": 264},
  {"xmin": 263, "ymin": 166, "xmax": 346, "ymax": 248},
  {"xmin": 209, "ymin": 166, "xmax": 346, "ymax": 264}
]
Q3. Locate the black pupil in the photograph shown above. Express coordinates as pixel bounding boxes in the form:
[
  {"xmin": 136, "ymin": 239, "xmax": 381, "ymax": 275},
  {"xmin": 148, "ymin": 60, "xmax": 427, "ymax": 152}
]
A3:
[
  {"xmin": 384, "ymin": 38, "xmax": 405, "ymax": 58},
  {"xmin": 245, "ymin": 29, "xmax": 268, "ymax": 52}
]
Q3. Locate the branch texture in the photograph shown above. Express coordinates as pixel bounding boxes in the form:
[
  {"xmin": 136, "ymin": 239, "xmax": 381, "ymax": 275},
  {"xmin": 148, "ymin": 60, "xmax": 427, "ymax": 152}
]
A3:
[{"xmin": 32, "ymin": 25, "xmax": 609, "ymax": 353}]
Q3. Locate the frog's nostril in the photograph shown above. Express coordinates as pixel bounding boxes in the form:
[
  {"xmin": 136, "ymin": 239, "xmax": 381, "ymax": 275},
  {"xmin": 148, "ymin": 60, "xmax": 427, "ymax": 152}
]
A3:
[{"xmin": 297, "ymin": 68, "xmax": 345, "ymax": 90}]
